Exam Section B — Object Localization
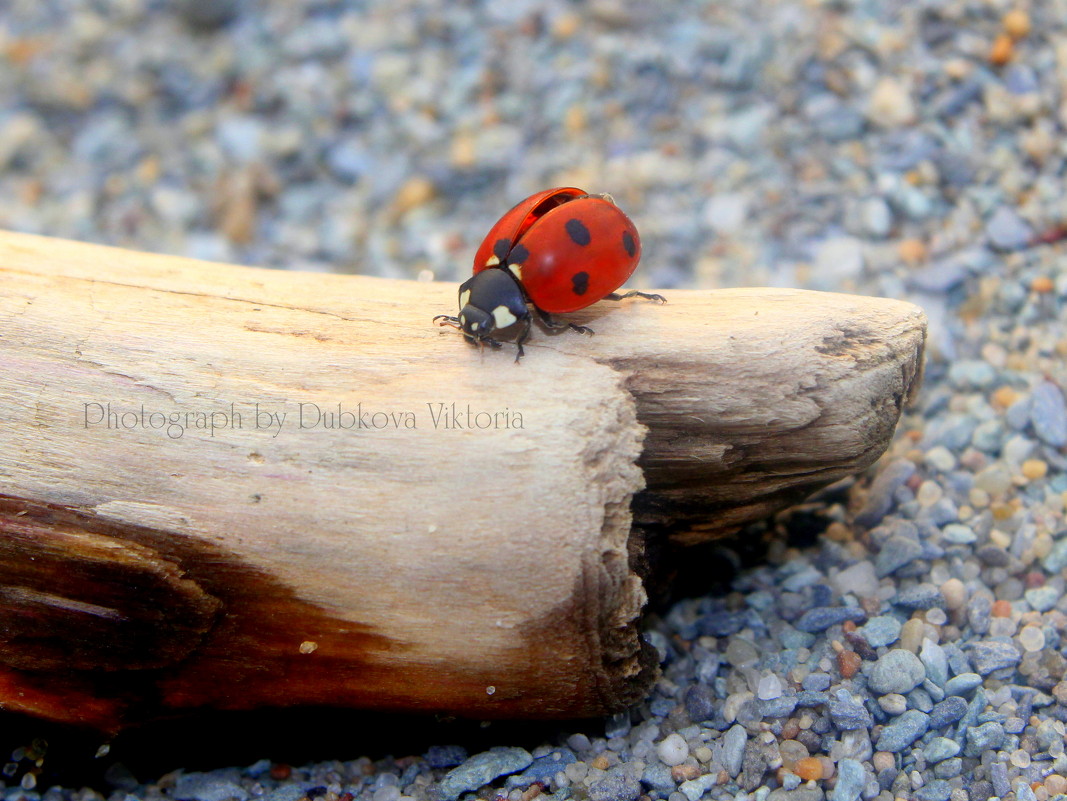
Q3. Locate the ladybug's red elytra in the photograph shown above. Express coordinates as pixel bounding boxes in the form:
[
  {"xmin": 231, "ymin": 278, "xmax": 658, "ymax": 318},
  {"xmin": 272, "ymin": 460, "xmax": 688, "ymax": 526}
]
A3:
[{"xmin": 435, "ymin": 187, "xmax": 664, "ymax": 361}]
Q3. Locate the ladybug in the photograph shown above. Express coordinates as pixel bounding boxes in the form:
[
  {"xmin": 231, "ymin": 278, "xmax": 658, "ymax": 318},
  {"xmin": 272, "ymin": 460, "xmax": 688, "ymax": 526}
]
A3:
[{"xmin": 435, "ymin": 187, "xmax": 664, "ymax": 360}]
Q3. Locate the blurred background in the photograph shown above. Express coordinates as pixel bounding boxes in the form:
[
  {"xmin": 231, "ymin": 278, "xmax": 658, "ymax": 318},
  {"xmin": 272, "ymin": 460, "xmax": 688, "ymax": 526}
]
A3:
[{"xmin": 1, "ymin": 0, "xmax": 1060, "ymax": 344}]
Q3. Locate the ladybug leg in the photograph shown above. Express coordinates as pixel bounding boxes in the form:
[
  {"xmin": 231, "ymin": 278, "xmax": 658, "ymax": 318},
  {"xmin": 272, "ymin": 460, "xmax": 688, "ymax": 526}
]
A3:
[
  {"xmin": 434, "ymin": 314, "xmax": 461, "ymax": 329},
  {"xmin": 535, "ymin": 308, "xmax": 594, "ymax": 336},
  {"xmin": 513, "ymin": 316, "xmax": 532, "ymax": 362},
  {"xmin": 604, "ymin": 290, "xmax": 667, "ymax": 303}
]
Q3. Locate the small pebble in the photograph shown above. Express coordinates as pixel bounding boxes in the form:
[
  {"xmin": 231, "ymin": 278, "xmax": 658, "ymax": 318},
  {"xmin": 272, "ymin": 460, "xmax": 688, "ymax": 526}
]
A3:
[
  {"xmin": 830, "ymin": 759, "xmax": 865, "ymax": 801},
  {"xmin": 928, "ymin": 696, "xmax": 968, "ymax": 729},
  {"xmin": 965, "ymin": 721, "xmax": 1007, "ymax": 757},
  {"xmin": 656, "ymin": 734, "xmax": 689, "ymax": 767},
  {"xmin": 1018, "ymin": 624, "xmax": 1045, "ymax": 652},
  {"xmin": 968, "ymin": 640, "xmax": 1022, "ymax": 674},
  {"xmin": 861, "ymin": 616, "xmax": 903, "ymax": 647},
  {"xmin": 876, "ymin": 709, "xmax": 929, "ymax": 752}
]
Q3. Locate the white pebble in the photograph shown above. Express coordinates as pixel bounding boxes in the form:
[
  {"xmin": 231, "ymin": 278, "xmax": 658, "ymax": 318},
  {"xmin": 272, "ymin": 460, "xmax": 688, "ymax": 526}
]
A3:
[
  {"xmin": 1018, "ymin": 625, "xmax": 1045, "ymax": 652},
  {"xmin": 757, "ymin": 673, "xmax": 783, "ymax": 700},
  {"xmin": 656, "ymin": 733, "xmax": 690, "ymax": 767}
]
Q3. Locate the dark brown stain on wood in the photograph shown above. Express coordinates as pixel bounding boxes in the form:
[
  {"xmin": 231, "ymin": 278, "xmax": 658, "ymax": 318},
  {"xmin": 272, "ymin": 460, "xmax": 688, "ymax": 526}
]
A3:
[{"xmin": 0, "ymin": 495, "xmax": 399, "ymax": 732}]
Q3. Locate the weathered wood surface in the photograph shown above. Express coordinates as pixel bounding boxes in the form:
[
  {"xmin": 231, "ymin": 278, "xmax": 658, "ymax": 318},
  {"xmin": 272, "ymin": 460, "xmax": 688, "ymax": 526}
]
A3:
[{"xmin": 0, "ymin": 230, "xmax": 926, "ymax": 729}]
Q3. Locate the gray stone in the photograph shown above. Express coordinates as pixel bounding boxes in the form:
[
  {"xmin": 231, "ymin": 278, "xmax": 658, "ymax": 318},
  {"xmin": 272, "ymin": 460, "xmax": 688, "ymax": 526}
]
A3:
[
  {"xmin": 684, "ymin": 684, "xmax": 716, "ymax": 722},
  {"xmin": 859, "ymin": 197, "xmax": 892, "ymax": 239},
  {"xmin": 915, "ymin": 780, "xmax": 952, "ymax": 801},
  {"xmin": 876, "ymin": 709, "xmax": 929, "ymax": 752},
  {"xmin": 721, "ymin": 724, "xmax": 747, "ymax": 778},
  {"xmin": 967, "ymin": 640, "xmax": 1021, "ymax": 675},
  {"xmin": 261, "ymin": 788, "xmax": 305, "ymax": 801},
  {"xmin": 803, "ymin": 672, "xmax": 831, "ymax": 691},
  {"xmin": 943, "ymin": 673, "xmax": 982, "ymax": 696},
  {"xmin": 922, "ymin": 737, "xmax": 960, "ymax": 763},
  {"xmin": 1031, "ymin": 381, "xmax": 1067, "ymax": 447},
  {"xmin": 426, "ymin": 745, "xmax": 469, "ymax": 769},
  {"xmin": 989, "ymin": 757, "xmax": 1010, "ymax": 797},
  {"xmin": 875, "ymin": 536, "xmax": 924, "ymax": 578},
  {"xmin": 860, "ymin": 616, "xmax": 902, "ymax": 647},
  {"xmin": 948, "ymin": 360, "xmax": 997, "ymax": 390},
  {"xmin": 759, "ymin": 696, "xmax": 798, "ymax": 718},
  {"xmin": 829, "ymin": 759, "xmax": 864, "ymax": 801},
  {"xmin": 794, "ymin": 606, "xmax": 866, "ymax": 632},
  {"xmin": 174, "ymin": 773, "xmax": 250, "ymax": 801},
  {"xmin": 588, "ymin": 768, "xmax": 641, "ymax": 801},
  {"xmin": 868, "ymin": 649, "xmax": 927, "ymax": 694},
  {"xmin": 1044, "ymin": 537, "xmax": 1067, "ymax": 573},
  {"xmin": 932, "ymin": 758, "xmax": 962, "ymax": 779},
  {"xmin": 439, "ymin": 748, "xmax": 533, "ymax": 801},
  {"xmin": 892, "ymin": 584, "xmax": 945, "ymax": 610},
  {"xmin": 1024, "ymin": 585, "xmax": 1060, "ymax": 612},
  {"xmin": 941, "ymin": 524, "xmax": 976, "ymax": 544},
  {"xmin": 507, "ymin": 750, "xmax": 576, "ymax": 787},
  {"xmin": 639, "ymin": 763, "xmax": 675, "ymax": 795},
  {"xmin": 986, "ymin": 206, "xmax": 1033, "ymax": 252},
  {"xmin": 963, "ymin": 721, "xmax": 1006, "ymax": 757},
  {"xmin": 678, "ymin": 773, "xmax": 717, "ymax": 801},
  {"xmin": 828, "ymin": 690, "xmax": 873, "ymax": 730},
  {"xmin": 920, "ymin": 640, "xmax": 949, "ymax": 687}
]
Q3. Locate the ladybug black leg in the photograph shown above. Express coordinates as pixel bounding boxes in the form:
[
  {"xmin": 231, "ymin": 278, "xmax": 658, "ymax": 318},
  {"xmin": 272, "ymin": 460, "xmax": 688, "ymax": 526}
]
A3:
[
  {"xmin": 513, "ymin": 316, "xmax": 532, "ymax": 362},
  {"xmin": 434, "ymin": 314, "xmax": 461, "ymax": 329},
  {"xmin": 535, "ymin": 308, "xmax": 594, "ymax": 336},
  {"xmin": 604, "ymin": 290, "xmax": 667, "ymax": 303}
]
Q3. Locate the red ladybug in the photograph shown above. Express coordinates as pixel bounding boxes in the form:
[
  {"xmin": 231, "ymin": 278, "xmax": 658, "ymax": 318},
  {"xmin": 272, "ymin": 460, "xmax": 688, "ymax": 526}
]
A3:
[{"xmin": 435, "ymin": 187, "xmax": 663, "ymax": 360}]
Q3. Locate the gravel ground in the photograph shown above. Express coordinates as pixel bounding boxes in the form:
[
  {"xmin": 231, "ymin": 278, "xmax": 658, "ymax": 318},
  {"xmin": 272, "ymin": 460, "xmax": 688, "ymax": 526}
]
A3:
[{"xmin": 3, "ymin": 0, "xmax": 1067, "ymax": 800}]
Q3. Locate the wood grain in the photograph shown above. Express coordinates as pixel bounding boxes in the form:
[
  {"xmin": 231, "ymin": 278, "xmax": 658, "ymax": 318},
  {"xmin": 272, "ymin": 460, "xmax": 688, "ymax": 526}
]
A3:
[{"xmin": 0, "ymin": 230, "xmax": 925, "ymax": 728}]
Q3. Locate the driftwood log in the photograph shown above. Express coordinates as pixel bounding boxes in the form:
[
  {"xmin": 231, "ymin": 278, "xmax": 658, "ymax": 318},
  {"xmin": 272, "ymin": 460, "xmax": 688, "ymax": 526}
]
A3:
[{"xmin": 0, "ymin": 230, "xmax": 926, "ymax": 731}]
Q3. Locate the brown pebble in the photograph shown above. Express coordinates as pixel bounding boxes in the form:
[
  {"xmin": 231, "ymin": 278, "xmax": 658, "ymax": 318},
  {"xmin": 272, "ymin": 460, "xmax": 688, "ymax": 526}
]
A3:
[
  {"xmin": 794, "ymin": 757, "xmax": 823, "ymax": 782},
  {"xmin": 991, "ymin": 385, "xmax": 1020, "ymax": 409},
  {"xmin": 671, "ymin": 765, "xmax": 700, "ymax": 782},
  {"xmin": 898, "ymin": 239, "xmax": 927, "ymax": 264},
  {"xmin": 837, "ymin": 650, "xmax": 862, "ymax": 679},
  {"xmin": 270, "ymin": 764, "xmax": 292, "ymax": 781},
  {"xmin": 992, "ymin": 599, "xmax": 1013, "ymax": 618},
  {"xmin": 1003, "ymin": 9, "xmax": 1032, "ymax": 39},
  {"xmin": 872, "ymin": 751, "xmax": 895, "ymax": 772},
  {"xmin": 391, "ymin": 176, "xmax": 436, "ymax": 218},
  {"xmin": 842, "ymin": 620, "xmax": 857, "ymax": 633},
  {"xmin": 521, "ymin": 784, "xmax": 543, "ymax": 801},
  {"xmin": 781, "ymin": 719, "xmax": 801, "ymax": 740},
  {"xmin": 591, "ymin": 755, "xmax": 611, "ymax": 771},
  {"xmin": 859, "ymin": 596, "xmax": 883, "ymax": 617},
  {"xmin": 990, "ymin": 33, "xmax": 1014, "ymax": 66},
  {"xmin": 1024, "ymin": 571, "xmax": 1046, "ymax": 589},
  {"xmin": 1031, "ymin": 276, "xmax": 1055, "ymax": 294}
]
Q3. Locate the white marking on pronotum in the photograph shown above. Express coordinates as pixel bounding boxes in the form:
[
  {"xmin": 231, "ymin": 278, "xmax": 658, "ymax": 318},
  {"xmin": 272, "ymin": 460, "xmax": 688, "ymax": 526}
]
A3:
[
  {"xmin": 485, "ymin": 254, "xmax": 500, "ymax": 267},
  {"xmin": 507, "ymin": 263, "xmax": 523, "ymax": 280},
  {"xmin": 492, "ymin": 305, "xmax": 517, "ymax": 329},
  {"xmin": 470, "ymin": 321, "xmax": 480, "ymax": 331},
  {"xmin": 459, "ymin": 289, "xmax": 471, "ymax": 308}
]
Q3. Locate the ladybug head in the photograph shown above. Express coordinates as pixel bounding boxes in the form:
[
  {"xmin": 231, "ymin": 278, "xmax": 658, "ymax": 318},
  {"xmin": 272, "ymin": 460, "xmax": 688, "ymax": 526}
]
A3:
[{"xmin": 456, "ymin": 268, "xmax": 529, "ymax": 342}]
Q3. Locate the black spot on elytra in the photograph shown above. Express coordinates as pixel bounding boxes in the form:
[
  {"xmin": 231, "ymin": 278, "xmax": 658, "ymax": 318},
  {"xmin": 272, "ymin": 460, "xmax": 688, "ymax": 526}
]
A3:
[
  {"xmin": 565, "ymin": 219, "xmax": 591, "ymax": 246},
  {"xmin": 493, "ymin": 238, "xmax": 511, "ymax": 260},
  {"xmin": 572, "ymin": 271, "xmax": 590, "ymax": 296},
  {"xmin": 507, "ymin": 244, "xmax": 529, "ymax": 265},
  {"xmin": 622, "ymin": 230, "xmax": 636, "ymax": 258}
]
